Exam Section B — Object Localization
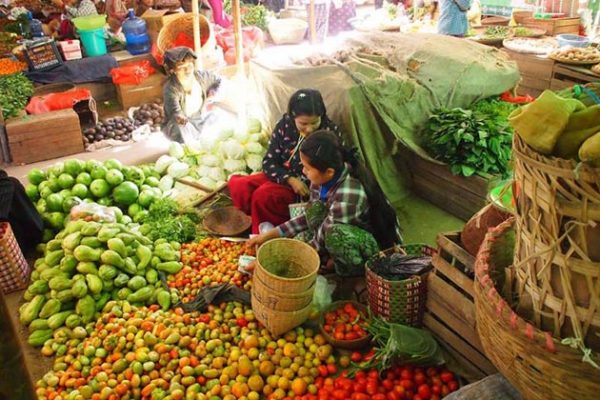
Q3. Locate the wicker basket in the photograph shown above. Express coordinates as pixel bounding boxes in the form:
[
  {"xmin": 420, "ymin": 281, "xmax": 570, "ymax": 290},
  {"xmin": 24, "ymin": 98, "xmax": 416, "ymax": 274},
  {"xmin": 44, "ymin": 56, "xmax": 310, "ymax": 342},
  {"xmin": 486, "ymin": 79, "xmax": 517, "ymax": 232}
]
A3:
[
  {"xmin": 512, "ymin": 10, "xmax": 534, "ymax": 25},
  {"xmin": 512, "ymin": 134, "xmax": 600, "ymax": 349},
  {"xmin": 0, "ymin": 222, "xmax": 30, "ymax": 294},
  {"xmin": 319, "ymin": 301, "xmax": 372, "ymax": 350},
  {"xmin": 156, "ymin": 13, "xmax": 214, "ymax": 55},
  {"xmin": 252, "ymin": 271, "xmax": 315, "ymax": 312},
  {"xmin": 203, "ymin": 206, "xmax": 251, "ymax": 237},
  {"xmin": 366, "ymin": 244, "xmax": 435, "ymax": 327},
  {"xmin": 267, "ymin": 18, "xmax": 308, "ymax": 45},
  {"xmin": 252, "ymin": 291, "xmax": 313, "ymax": 337},
  {"xmin": 475, "ymin": 218, "xmax": 600, "ymax": 400},
  {"xmin": 255, "ymin": 238, "xmax": 319, "ymax": 293},
  {"xmin": 481, "ymin": 16, "xmax": 510, "ymax": 26}
]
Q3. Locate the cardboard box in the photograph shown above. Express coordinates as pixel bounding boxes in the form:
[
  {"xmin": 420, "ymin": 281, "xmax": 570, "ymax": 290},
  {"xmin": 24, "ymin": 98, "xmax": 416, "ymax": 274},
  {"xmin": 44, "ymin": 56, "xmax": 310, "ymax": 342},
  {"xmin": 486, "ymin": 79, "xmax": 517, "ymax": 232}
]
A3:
[
  {"xmin": 6, "ymin": 109, "xmax": 83, "ymax": 165},
  {"xmin": 523, "ymin": 17, "xmax": 580, "ymax": 36},
  {"xmin": 58, "ymin": 40, "xmax": 82, "ymax": 61},
  {"xmin": 115, "ymin": 72, "xmax": 166, "ymax": 110},
  {"xmin": 141, "ymin": 10, "xmax": 188, "ymax": 43}
]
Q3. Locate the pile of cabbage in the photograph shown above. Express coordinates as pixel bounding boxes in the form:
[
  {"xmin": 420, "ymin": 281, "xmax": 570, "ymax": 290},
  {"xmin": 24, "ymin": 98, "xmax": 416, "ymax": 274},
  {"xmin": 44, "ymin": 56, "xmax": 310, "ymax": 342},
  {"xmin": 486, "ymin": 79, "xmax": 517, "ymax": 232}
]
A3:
[{"xmin": 155, "ymin": 118, "xmax": 268, "ymax": 191}]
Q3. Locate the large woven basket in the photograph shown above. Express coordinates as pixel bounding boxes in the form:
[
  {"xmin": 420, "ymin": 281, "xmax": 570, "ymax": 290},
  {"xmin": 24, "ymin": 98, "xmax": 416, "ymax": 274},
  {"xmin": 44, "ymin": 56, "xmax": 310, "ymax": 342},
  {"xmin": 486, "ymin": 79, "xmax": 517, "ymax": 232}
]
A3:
[
  {"xmin": 255, "ymin": 238, "xmax": 319, "ymax": 293},
  {"xmin": 475, "ymin": 218, "xmax": 600, "ymax": 400},
  {"xmin": 0, "ymin": 222, "xmax": 30, "ymax": 294},
  {"xmin": 156, "ymin": 13, "xmax": 214, "ymax": 55},
  {"xmin": 267, "ymin": 18, "xmax": 308, "ymax": 45},
  {"xmin": 251, "ymin": 271, "xmax": 315, "ymax": 312},
  {"xmin": 512, "ymin": 134, "xmax": 600, "ymax": 349},
  {"xmin": 251, "ymin": 291, "xmax": 313, "ymax": 337},
  {"xmin": 366, "ymin": 244, "xmax": 435, "ymax": 327}
]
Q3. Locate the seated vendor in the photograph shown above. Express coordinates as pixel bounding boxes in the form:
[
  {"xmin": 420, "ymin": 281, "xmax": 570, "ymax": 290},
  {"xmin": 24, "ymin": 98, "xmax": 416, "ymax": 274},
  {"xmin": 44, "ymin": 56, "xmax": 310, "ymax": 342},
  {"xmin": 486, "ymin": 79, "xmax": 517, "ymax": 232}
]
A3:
[
  {"xmin": 63, "ymin": 0, "xmax": 98, "ymax": 18},
  {"xmin": 162, "ymin": 47, "xmax": 222, "ymax": 144},
  {"xmin": 228, "ymin": 89, "xmax": 342, "ymax": 234},
  {"xmin": 248, "ymin": 131, "xmax": 402, "ymax": 276}
]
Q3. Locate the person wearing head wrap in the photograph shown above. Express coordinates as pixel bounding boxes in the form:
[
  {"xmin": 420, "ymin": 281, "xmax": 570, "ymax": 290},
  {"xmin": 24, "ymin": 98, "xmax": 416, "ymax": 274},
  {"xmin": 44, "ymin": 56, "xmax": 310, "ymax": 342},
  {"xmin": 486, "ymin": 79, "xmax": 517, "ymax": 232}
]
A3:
[
  {"xmin": 162, "ymin": 47, "xmax": 222, "ymax": 143},
  {"xmin": 228, "ymin": 88, "xmax": 343, "ymax": 234}
]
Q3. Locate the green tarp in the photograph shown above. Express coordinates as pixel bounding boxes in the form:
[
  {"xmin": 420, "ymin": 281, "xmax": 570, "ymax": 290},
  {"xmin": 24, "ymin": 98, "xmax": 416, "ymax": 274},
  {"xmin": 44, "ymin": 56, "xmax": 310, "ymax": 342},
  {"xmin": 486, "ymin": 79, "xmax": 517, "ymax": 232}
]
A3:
[{"xmin": 247, "ymin": 32, "xmax": 520, "ymax": 206}]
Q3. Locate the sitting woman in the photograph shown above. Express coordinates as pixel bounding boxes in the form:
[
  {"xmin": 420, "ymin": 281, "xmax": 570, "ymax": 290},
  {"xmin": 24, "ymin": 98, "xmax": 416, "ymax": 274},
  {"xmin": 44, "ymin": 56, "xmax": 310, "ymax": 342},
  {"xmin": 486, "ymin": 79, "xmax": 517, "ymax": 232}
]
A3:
[
  {"xmin": 162, "ymin": 47, "xmax": 222, "ymax": 143},
  {"xmin": 248, "ymin": 131, "xmax": 402, "ymax": 276},
  {"xmin": 228, "ymin": 89, "xmax": 342, "ymax": 234}
]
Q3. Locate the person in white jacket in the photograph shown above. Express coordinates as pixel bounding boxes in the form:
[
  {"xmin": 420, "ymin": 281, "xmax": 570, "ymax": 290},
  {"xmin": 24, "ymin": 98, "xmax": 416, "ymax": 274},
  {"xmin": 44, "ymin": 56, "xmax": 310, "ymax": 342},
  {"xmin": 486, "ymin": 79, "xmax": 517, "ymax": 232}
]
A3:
[{"xmin": 467, "ymin": 0, "xmax": 482, "ymax": 27}]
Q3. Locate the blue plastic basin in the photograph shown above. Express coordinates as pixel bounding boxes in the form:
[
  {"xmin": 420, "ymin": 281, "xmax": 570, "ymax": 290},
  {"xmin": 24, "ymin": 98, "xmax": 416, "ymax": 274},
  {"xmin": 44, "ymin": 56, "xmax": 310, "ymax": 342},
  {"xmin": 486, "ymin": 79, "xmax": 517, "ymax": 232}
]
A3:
[{"xmin": 556, "ymin": 34, "xmax": 590, "ymax": 48}]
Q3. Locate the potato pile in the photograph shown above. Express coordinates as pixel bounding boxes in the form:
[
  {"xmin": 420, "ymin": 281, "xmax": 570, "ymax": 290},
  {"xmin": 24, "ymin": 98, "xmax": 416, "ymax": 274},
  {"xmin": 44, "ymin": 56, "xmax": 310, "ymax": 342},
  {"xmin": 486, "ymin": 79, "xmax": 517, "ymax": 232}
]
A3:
[
  {"xmin": 550, "ymin": 47, "xmax": 600, "ymax": 64},
  {"xmin": 82, "ymin": 117, "xmax": 136, "ymax": 145},
  {"xmin": 133, "ymin": 101, "xmax": 164, "ymax": 132}
]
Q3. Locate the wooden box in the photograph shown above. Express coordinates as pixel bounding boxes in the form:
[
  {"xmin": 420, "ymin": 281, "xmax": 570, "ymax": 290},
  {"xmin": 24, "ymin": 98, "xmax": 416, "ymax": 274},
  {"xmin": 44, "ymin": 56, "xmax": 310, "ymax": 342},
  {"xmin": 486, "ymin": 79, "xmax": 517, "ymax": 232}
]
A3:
[
  {"xmin": 6, "ymin": 109, "xmax": 83, "ymax": 165},
  {"xmin": 550, "ymin": 64, "xmax": 599, "ymax": 91},
  {"xmin": 424, "ymin": 232, "xmax": 497, "ymax": 381},
  {"xmin": 115, "ymin": 72, "xmax": 166, "ymax": 110},
  {"xmin": 523, "ymin": 17, "xmax": 580, "ymax": 36},
  {"xmin": 405, "ymin": 150, "xmax": 491, "ymax": 221}
]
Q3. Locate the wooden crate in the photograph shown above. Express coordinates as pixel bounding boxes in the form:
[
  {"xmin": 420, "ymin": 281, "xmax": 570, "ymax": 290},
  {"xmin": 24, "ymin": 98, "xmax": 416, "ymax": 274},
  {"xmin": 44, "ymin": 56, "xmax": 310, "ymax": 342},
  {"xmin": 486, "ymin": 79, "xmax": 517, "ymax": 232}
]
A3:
[
  {"xmin": 424, "ymin": 232, "xmax": 497, "ymax": 381},
  {"xmin": 115, "ymin": 72, "xmax": 166, "ymax": 110},
  {"xmin": 6, "ymin": 109, "xmax": 83, "ymax": 165},
  {"xmin": 503, "ymin": 49, "xmax": 555, "ymax": 80},
  {"xmin": 550, "ymin": 64, "xmax": 599, "ymax": 91},
  {"xmin": 523, "ymin": 17, "xmax": 580, "ymax": 36},
  {"xmin": 405, "ymin": 151, "xmax": 491, "ymax": 221}
]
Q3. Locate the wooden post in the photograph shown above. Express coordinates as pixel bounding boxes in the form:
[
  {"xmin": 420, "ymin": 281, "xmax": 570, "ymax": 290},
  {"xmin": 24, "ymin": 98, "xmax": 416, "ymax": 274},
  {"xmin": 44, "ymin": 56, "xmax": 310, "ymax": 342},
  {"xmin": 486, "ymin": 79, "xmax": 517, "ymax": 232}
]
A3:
[
  {"xmin": 309, "ymin": 0, "xmax": 317, "ymax": 44},
  {"xmin": 231, "ymin": 0, "xmax": 244, "ymax": 77},
  {"xmin": 192, "ymin": 0, "xmax": 203, "ymax": 70}
]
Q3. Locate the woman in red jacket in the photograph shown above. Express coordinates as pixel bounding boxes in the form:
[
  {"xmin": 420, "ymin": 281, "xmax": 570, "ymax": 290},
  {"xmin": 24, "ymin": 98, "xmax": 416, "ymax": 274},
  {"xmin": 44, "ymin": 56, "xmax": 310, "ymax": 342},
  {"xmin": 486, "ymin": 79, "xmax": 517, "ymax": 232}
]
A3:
[{"xmin": 228, "ymin": 89, "xmax": 342, "ymax": 234}]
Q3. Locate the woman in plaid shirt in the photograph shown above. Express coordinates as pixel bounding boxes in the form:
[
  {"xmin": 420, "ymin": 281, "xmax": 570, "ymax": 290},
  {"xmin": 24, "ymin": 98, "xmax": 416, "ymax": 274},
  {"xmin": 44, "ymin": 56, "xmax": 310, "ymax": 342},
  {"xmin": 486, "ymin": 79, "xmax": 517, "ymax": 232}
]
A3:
[
  {"xmin": 228, "ymin": 89, "xmax": 341, "ymax": 234},
  {"xmin": 249, "ymin": 131, "xmax": 401, "ymax": 274}
]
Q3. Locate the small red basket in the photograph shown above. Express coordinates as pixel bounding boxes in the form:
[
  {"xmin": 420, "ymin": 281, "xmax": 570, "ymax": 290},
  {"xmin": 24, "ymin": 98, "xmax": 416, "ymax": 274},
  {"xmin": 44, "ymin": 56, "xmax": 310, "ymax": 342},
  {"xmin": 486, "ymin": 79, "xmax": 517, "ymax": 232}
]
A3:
[
  {"xmin": 366, "ymin": 244, "xmax": 435, "ymax": 327},
  {"xmin": 0, "ymin": 222, "xmax": 30, "ymax": 294}
]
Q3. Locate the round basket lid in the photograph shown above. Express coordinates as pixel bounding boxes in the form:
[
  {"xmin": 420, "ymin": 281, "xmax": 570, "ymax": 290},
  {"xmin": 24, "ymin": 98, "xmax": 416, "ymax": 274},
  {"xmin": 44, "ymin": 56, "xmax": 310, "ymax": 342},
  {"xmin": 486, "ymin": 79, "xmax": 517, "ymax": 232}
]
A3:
[{"xmin": 203, "ymin": 206, "xmax": 252, "ymax": 236}]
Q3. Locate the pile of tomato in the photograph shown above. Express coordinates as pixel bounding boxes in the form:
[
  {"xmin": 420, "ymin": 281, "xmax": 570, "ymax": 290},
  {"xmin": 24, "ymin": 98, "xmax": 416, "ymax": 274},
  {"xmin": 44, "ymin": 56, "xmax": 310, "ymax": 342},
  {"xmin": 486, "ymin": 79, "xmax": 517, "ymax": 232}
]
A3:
[
  {"xmin": 313, "ymin": 365, "xmax": 459, "ymax": 400},
  {"xmin": 167, "ymin": 238, "xmax": 255, "ymax": 302},
  {"xmin": 322, "ymin": 302, "xmax": 369, "ymax": 341}
]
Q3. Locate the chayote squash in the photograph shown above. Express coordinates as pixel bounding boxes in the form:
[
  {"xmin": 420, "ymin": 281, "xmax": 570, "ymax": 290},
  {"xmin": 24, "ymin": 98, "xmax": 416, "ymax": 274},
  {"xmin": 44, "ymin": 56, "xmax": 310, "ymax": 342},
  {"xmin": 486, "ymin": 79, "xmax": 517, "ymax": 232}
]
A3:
[
  {"xmin": 48, "ymin": 276, "xmax": 72, "ymax": 291},
  {"xmin": 44, "ymin": 250, "xmax": 64, "ymax": 267},
  {"xmin": 39, "ymin": 298, "xmax": 62, "ymax": 319},
  {"xmin": 127, "ymin": 276, "xmax": 147, "ymax": 291},
  {"xmin": 85, "ymin": 274, "xmax": 103, "ymax": 295},
  {"xmin": 113, "ymin": 273, "xmax": 130, "ymax": 288},
  {"xmin": 107, "ymin": 238, "xmax": 127, "ymax": 258},
  {"xmin": 127, "ymin": 287, "xmax": 153, "ymax": 303},
  {"xmin": 76, "ymin": 295, "xmax": 95, "ymax": 323},
  {"xmin": 73, "ymin": 246, "xmax": 102, "ymax": 262},
  {"xmin": 100, "ymin": 250, "xmax": 124, "ymax": 269},
  {"xmin": 47, "ymin": 311, "xmax": 73, "ymax": 330},
  {"xmin": 28, "ymin": 329, "xmax": 53, "ymax": 347},
  {"xmin": 71, "ymin": 279, "xmax": 88, "ymax": 298},
  {"xmin": 20, "ymin": 295, "xmax": 46, "ymax": 325},
  {"xmin": 80, "ymin": 237, "xmax": 102, "ymax": 249},
  {"xmin": 76, "ymin": 262, "xmax": 98, "ymax": 275},
  {"xmin": 98, "ymin": 265, "xmax": 118, "ymax": 281},
  {"xmin": 29, "ymin": 280, "xmax": 49, "ymax": 295}
]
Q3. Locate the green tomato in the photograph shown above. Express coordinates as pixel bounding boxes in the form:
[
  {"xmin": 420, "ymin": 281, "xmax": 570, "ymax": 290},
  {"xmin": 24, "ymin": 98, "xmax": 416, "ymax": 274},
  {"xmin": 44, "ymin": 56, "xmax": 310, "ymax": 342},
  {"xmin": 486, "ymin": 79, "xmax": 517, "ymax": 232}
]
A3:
[
  {"xmin": 89, "ymin": 179, "xmax": 110, "ymax": 198},
  {"xmin": 76, "ymin": 172, "xmax": 92, "ymax": 186},
  {"xmin": 25, "ymin": 184, "xmax": 40, "ymax": 201},
  {"xmin": 105, "ymin": 169, "xmax": 124, "ymax": 186},
  {"xmin": 58, "ymin": 173, "xmax": 75, "ymax": 189},
  {"xmin": 71, "ymin": 183, "xmax": 89, "ymax": 199}
]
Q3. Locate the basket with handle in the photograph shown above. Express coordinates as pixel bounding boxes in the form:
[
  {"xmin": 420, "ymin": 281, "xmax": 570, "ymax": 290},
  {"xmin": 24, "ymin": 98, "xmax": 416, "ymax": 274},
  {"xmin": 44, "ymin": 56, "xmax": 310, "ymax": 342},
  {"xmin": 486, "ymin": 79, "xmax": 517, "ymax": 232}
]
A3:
[
  {"xmin": 0, "ymin": 222, "xmax": 30, "ymax": 294},
  {"xmin": 475, "ymin": 218, "xmax": 600, "ymax": 400},
  {"xmin": 366, "ymin": 243, "xmax": 435, "ymax": 327}
]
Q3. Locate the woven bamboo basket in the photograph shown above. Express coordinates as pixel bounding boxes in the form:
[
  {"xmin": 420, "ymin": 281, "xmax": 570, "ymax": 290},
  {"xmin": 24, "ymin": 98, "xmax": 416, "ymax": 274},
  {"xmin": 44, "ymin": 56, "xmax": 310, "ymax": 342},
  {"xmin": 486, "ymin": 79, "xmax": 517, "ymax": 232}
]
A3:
[
  {"xmin": 475, "ymin": 218, "xmax": 600, "ymax": 400},
  {"xmin": 251, "ymin": 271, "xmax": 315, "ymax": 312},
  {"xmin": 255, "ymin": 238, "xmax": 319, "ymax": 293},
  {"xmin": 251, "ymin": 291, "xmax": 313, "ymax": 337},
  {"xmin": 512, "ymin": 134, "xmax": 600, "ymax": 349},
  {"xmin": 156, "ymin": 13, "xmax": 214, "ymax": 56},
  {"xmin": 0, "ymin": 222, "xmax": 30, "ymax": 294},
  {"xmin": 366, "ymin": 244, "xmax": 434, "ymax": 326}
]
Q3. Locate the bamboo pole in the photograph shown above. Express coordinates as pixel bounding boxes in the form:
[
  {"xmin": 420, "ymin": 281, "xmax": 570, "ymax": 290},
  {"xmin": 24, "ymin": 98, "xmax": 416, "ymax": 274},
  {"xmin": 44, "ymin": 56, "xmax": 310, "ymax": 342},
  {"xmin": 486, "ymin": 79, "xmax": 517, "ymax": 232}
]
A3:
[
  {"xmin": 231, "ymin": 0, "xmax": 244, "ymax": 77},
  {"xmin": 309, "ymin": 0, "xmax": 317, "ymax": 44},
  {"xmin": 192, "ymin": 0, "xmax": 203, "ymax": 70}
]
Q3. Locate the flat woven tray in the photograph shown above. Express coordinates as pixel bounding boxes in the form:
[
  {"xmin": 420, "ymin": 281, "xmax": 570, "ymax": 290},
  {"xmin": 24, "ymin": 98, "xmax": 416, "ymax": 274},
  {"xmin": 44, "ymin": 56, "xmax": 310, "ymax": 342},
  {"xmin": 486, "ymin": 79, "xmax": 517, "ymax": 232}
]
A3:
[{"xmin": 549, "ymin": 52, "xmax": 600, "ymax": 65}]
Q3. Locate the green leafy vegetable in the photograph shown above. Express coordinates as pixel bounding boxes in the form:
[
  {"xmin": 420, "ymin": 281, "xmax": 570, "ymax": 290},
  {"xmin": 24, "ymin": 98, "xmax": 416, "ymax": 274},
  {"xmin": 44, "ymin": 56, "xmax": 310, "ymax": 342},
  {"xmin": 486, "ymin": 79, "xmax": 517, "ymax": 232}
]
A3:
[
  {"xmin": 351, "ymin": 317, "xmax": 444, "ymax": 374},
  {"xmin": 0, "ymin": 72, "xmax": 33, "ymax": 119},
  {"xmin": 140, "ymin": 198, "xmax": 199, "ymax": 243},
  {"xmin": 423, "ymin": 102, "xmax": 514, "ymax": 177}
]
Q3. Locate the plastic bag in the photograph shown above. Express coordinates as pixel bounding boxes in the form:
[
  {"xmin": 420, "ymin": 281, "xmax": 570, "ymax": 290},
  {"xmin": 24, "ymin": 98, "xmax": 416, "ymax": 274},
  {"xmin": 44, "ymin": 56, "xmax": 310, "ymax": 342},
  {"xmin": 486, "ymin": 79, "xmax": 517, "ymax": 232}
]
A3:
[
  {"xmin": 180, "ymin": 122, "xmax": 202, "ymax": 145},
  {"xmin": 110, "ymin": 60, "xmax": 156, "ymax": 85},
  {"xmin": 25, "ymin": 89, "xmax": 92, "ymax": 114},
  {"xmin": 312, "ymin": 275, "xmax": 336, "ymax": 311},
  {"xmin": 68, "ymin": 202, "xmax": 117, "ymax": 223},
  {"xmin": 369, "ymin": 254, "xmax": 432, "ymax": 281}
]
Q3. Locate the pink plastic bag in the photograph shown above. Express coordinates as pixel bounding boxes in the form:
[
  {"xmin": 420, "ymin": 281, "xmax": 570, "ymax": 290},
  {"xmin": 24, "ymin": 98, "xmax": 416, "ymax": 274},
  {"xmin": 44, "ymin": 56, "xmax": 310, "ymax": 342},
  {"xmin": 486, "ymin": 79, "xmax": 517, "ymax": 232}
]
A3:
[{"xmin": 110, "ymin": 60, "xmax": 156, "ymax": 85}]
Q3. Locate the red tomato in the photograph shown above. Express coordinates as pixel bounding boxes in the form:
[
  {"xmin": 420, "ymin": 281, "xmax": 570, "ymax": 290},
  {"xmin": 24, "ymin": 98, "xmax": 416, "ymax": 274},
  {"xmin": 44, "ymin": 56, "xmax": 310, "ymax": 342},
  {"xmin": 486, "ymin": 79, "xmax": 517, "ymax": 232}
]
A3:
[
  {"xmin": 382, "ymin": 379, "xmax": 395, "ymax": 391},
  {"xmin": 366, "ymin": 380, "xmax": 379, "ymax": 395},
  {"xmin": 333, "ymin": 390, "xmax": 349, "ymax": 399},
  {"xmin": 431, "ymin": 395, "xmax": 440, "ymax": 400},
  {"xmin": 414, "ymin": 373, "xmax": 427, "ymax": 386},
  {"xmin": 353, "ymin": 394, "xmax": 370, "ymax": 400},
  {"xmin": 400, "ymin": 380, "xmax": 414, "ymax": 390},
  {"xmin": 353, "ymin": 381, "xmax": 366, "ymax": 393},
  {"xmin": 393, "ymin": 385, "xmax": 406, "ymax": 397},
  {"xmin": 441, "ymin": 385, "xmax": 450, "ymax": 396},
  {"xmin": 372, "ymin": 394, "xmax": 386, "ymax": 400},
  {"xmin": 236, "ymin": 317, "xmax": 248, "ymax": 327},
  {"xmin": 355, "ymin": 371, "xmax": 367, "ymax": 380},
  {"xmin": 448, "ymin": 381, "xmax": 459, "ymax": 392},
  {"xmin": 431, "ymin": 384, "xmax": 441, "ymax": 395},
  {"xmin": 318, "ymin": 365, "xmax": 329, "ymax": 377},
  {"xmin": 426, "ymin": 367, "xmax": 438, "ymax": 377},
  {"xmin": 417, "ymin": 385, "xmax": 431, "ymax": 400},
  {"xmin": 327, "ymin": 364, "xmax": 338, "ymax": 374},
  {"xmin": 368, "ymin": 370, "xmax": 380, "ymax": 380},
  {"xmin": 351, "ymin": 352, "xmax": 363, "ymax": 362},
  {"xmin": 400, "ymin": 369, "xmax": 414, "ymax": 381},
  {"xmin": 387, "ymin": 392, "xmax": 400, "ymax": 400},
  {"xmin": 440, "ymin": 371, "xmax": 454, "ymax": 384}
]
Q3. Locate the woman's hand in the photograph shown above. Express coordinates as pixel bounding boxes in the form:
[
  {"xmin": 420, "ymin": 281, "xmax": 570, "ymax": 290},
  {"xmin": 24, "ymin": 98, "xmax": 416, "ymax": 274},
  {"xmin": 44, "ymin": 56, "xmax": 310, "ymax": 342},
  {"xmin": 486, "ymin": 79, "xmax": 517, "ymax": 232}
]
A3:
[
  {"xmin": 287, "ymin": 177, "xmax": 309, "ymax": 197},
  {"xmin": 247, "ymin": 228, "xmax": 281, "ymax": 248},
  {"xmin": 176, "ymin": 114, "xmax": 188, "ymax": 125}
]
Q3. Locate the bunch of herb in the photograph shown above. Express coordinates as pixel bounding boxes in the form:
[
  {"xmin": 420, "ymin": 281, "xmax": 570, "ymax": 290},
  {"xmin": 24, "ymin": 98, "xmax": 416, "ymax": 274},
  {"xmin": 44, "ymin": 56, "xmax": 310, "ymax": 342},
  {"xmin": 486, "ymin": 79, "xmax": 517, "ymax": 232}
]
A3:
[
  {"xmin": 349, "ymin": 317, "xmax": 443, "ymax": 375},
  {"xmin": 0, "ymin": 72, "xmax": 33, "ymax": 119},
  {"xmin": 141, "ymin": 198, "xmax": 200, "ymax": 243},
  {"xmin": 471, "ymin": 97, "xmax": 518, "ymax": 122},
  {"xmin": 423, "ymin": 107, "xmax": 513, "ymax": 177},
  {"xmin": 241, "ymin": 5, "xmax": 268, "ymax": 30}
]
